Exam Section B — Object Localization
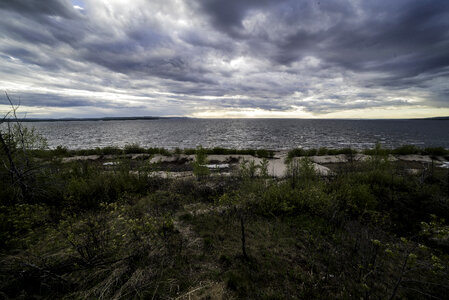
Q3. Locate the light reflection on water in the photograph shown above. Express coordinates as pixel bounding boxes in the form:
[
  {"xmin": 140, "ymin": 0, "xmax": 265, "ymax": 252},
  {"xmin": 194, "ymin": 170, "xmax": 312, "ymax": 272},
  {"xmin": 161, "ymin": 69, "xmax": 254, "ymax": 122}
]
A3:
[{"xmin": 24, "ymin": 119, "xmax": 449, "ymax": 150}]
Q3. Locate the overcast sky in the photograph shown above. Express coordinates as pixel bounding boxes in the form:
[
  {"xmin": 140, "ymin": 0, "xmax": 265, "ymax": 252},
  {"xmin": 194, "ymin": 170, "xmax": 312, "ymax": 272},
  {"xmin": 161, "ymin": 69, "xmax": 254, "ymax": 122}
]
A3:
[{"xmin": 1, "ymin": 0, "xmax": 448, "ymax": 118}]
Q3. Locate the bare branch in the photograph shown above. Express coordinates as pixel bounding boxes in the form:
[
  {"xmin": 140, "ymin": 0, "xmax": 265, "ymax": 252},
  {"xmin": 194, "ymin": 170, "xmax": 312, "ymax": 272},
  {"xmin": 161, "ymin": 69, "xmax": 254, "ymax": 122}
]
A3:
[{"xmin": 0, "ymin": 91, "xmax": 36, "ymax": 202}]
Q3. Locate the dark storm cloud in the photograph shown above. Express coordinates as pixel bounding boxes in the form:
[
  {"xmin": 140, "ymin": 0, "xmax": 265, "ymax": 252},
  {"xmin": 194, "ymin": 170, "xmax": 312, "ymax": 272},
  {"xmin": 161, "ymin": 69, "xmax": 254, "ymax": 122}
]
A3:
[
  {"xmin": 298, "ymin": 99, "xmax": 412, "ymax": 114},
  {"xmin": 0, "ymin": 92, "xmax": 144, "ymax": 109},
  {"xmin": 0, "ymin": 0, "xmax": 79, "ymax": 18},
  {"xmin": 0, "ymin": 0, "xmax": 448, "ymax": 117},
  {"xmin": 322, "ymin": 1, "xmax": 449, "ymax": 78},
  {"xmin": 196, "ymin": 0, "xmax": 279, "ymax": 37},
  {"xmin": 199, "ymin": 0, "xmax": 449, "ymax": 78},
  {"xmin": 0, "ymin": 14, "xmax": 58, "ymax": 47}
]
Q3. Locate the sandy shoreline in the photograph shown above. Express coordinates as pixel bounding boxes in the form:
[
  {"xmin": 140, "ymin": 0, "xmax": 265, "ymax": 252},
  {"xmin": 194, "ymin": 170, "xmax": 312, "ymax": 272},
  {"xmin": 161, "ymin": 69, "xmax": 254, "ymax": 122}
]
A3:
[{"xmin": 59, "ymin": 151, "xmax": 449, "ymax": 179}]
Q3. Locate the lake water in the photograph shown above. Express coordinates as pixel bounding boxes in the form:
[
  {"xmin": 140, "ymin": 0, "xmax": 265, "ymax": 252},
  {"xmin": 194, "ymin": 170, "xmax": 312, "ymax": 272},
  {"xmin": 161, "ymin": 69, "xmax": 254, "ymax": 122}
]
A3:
[{"xmin": 25, "ymin": 119, "xmax": 449, "ymax": 150}]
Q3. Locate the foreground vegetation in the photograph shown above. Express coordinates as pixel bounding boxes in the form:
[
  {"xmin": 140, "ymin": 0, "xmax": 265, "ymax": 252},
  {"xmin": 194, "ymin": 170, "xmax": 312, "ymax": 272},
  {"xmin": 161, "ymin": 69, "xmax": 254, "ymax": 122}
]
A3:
[{"xmin": 1, "ymin": 115, "xmax": 449, "ymax": 298}]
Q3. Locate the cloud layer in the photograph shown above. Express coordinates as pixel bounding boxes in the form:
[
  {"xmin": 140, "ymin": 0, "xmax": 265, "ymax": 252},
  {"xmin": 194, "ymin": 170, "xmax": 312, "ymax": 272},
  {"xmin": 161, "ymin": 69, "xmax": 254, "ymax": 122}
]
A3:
[{"xmin": 1, "ymin": 0, "xmax": 448, "ymax": 117}]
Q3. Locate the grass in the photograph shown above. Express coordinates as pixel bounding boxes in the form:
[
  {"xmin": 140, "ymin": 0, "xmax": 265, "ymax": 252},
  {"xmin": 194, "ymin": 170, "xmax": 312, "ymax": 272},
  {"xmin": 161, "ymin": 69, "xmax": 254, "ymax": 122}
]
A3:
[{"xmin": 1, "ymin": 143, "xmax": 449, "ymax": 298}]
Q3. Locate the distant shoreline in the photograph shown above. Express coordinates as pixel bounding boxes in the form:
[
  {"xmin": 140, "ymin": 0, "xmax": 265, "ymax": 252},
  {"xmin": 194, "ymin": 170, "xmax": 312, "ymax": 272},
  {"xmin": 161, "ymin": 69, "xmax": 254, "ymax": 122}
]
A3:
[
  {"xmin": 5, "ymin": 116, "xmax": 448, "ymax": 122},
  {"xmin": 5, "ymin": 116, "xmax": 188, "ymax": 122}
]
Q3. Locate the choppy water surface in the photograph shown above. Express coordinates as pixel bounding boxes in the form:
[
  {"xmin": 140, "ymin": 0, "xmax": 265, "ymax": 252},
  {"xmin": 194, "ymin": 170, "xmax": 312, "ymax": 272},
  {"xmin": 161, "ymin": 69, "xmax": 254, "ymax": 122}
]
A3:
[{"xmin": 26, "ymin": 119, "xmax": 449, "ymax": 150}]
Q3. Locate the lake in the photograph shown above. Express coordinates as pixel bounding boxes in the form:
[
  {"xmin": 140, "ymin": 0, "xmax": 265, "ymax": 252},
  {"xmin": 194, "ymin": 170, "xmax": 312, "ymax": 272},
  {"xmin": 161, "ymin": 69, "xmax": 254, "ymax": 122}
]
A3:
[{"xmin": 25, "ymin": 119, "xmax": 449, "ymax": 150}]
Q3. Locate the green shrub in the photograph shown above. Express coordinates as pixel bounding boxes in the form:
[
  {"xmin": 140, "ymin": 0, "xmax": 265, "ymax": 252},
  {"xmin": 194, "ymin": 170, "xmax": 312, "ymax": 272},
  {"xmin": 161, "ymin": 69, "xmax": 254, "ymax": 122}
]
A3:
[
  {"xmin": 304, "ymin": 148, "xmax": 317, "ymax": 156},
  {"xmin": 239, "ymin": 159, "xmax": 258, "ymax": 179},
  {"xmin": 0, "ymin": 203, "xmax": 50, "ymax": 247},
  {"xmin": 182, "ymin": 147, "xmax": 274, "ymax": 158},
  {"xmin": 69, "ymin": 148, "xmax": 99, "ymax": 156},
  {"xmin": 53, "ymin": 145, "xmax": 69, "ymax": 156},
  {"xmin": 259, "ymin": 158, "xmax": 270, "ymax": 178},
  {"xmin": 392, "ymin": 145, "xmax": 420, "ymax": 155},
  {"xmin": 287, "ymin": 157, "xmax": 317, "ymax": 188},
  {"xmin": 337, "ymin": 147, "xmax": 357, "ymax": 155},
  {"xmin": 362, "ymin": 142, "xmax": 389, "ymax": 156},
  {"xmin": 101, "ymin": 146, "xmax": 123, "ymax": 155},
  {"xmin": 210, "ymin": 147, "xmax": 229, "ymax": 155},
  {"xmin": 193, "ymin": 146, "xmax": 210, "ymax": 179},
  {"xmin": 423, "ymin": 147, "xmax": 448, "ymax": 156},
  {"xmin": 257, "ymin": 183, "xmax": 296, "ymax": 215},
  {"xmin": 296, "ymin": 183, "xmax": 333, "ymax": 216},
  {"xmin": 63, "ymin": 164, "xmax": 152, "ymax": 210},
  {"xmin": 255, "ymin": 149, "xmax": 274, "ymax": 158},
  {"xmin": 58, "ymin": 211, "xmax": 112, "ymax": 265},
  {"xmin": 287, "ymin": 148, "xmax": 305, "ymax": 159},
  {"xmin": 0, "ymin": 124, "xmax": 49, "ymax": 203},
  {"xmin": 241, "ymin": 149, "xmax": 256, "ymax": 156},
  {"xmin": 184, "ymin": 148, "xmax": 196, "ymax": 155},
  {"xmin": 288, "ymin": 148, "xmax": 320, "ymax": 159},
  {"xmin": 124, "ymin": 143, "xmax": 146, "ymax": 154},
  {"xmin": 336, "ymin": 182, "xmax": 377, "ymax": 217},
  {"xmin": 317, "ymin": 147, "xmax": 329, "ymax": 155}
]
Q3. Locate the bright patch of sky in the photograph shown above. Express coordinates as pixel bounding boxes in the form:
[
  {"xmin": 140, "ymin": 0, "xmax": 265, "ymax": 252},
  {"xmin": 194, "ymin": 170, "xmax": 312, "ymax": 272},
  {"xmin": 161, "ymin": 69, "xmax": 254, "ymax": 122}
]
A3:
[{"xmin": 71, "ymin": 0, "xmax": 84, "ymax": 9}]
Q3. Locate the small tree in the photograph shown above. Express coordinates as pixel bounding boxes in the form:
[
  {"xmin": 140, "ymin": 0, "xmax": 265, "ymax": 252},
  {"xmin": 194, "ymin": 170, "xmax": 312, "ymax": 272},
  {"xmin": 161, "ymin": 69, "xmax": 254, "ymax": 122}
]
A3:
[
  {"xmin": 0, "ymin": 92, "xmax": 47, "ymax": 203},
  {"xmin": 192, "ymin": 145, "xmax": 209, "ymax": 180},
  {"xmin": 218, "ymin": 159, "xmax": 267, "ymax": 260},
  {"xmin": 259, "ymin": 158, "xmax": 270, "ymax": 178},
  {"xmin": 286, "ymin": 157, "xmax": 316, "ymax": 189},
  {"xmin": 219, "ymin": 191, "xmax": 255, "ymax": 260},
  {"xmin": 239, "ymin": 159, "xmax": 257, "ymax": 178}
]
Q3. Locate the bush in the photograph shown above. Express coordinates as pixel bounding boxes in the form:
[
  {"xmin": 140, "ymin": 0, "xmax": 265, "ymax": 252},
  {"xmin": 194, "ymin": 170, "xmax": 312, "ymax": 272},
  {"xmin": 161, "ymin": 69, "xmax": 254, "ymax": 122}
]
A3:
[
  {"xmin": 296, "ymin": 183, "xmax": 333, "ymax": 216},
  {"xmin": 53, "ymin": 145, "xmax": 69, "ymax": 156},
  {"xmin": 69, "ymin": 148, "xmax": 100, "ymax": 156},
  {"xmin": 423, "ymin": 147, "xmax": 448, "ymax": 156},
  {"xmin": 287, "ymin": 148, "xmax": 306, "ymax": 159},
  {"xmin": 255, "ymin": 149, "xmax": 274, "ymax": 158},
  {"xmin": 192, "ymin": 146, "xmax": 210, "ymax": 179},
  {"xmin": 0, "ymin": 203, "xmax": 50, "ymax": 247},
  {"xmin": 239, "ymin": 159, "xmax": 258, "ymax": 179},
  {"xmin": 183, "ymin": 148, "xmax": 196, "ymax": 155},
  {"xmin": 337, "ymin": 147, "xmax": 357, "ymax": 155},
  {"xmin": 0, "ymin": 107, "xmax": 48, "ymax": 203},
  {"xmin": 391, "ymin": 145, "xmax": 420, "ymax": 155},
  {"xmin": 124, "ymin": 143, "xmax": 146, "ymax": 154},
  {"xmin": 257, "ymin": 183, "xmax": 296, "ymax": 215},
  {"xmin": 304, "ymin": 148, "xmax": 317, "ymax": 156},
  {"xmin": 317, "ymin": 147, "xmax": 329, "ymax": 155},
  {"xmin": 363, "ymin": 142, "xmax": 390, "ymax": 156},
  {"xmin": 336, "ymin": 181, "xmax": 377, "ymax": 217},
  {"xmin": 181, "ymin": 147, "xmax": 275, "ymax": 158},
  {"xmin": 286, "ymin": 157, "xmax": 317, "ymax": 188},
  {"xmin": 209, "ymin": 147, "xmax": 229, "ymax": 155},
  {"xmin": 62, "ymin": 163, "xmax": 153, "ymax": 210},
  {"xmin": 101, "ymin": 146, "xmax": 123, "ymax": 155}
]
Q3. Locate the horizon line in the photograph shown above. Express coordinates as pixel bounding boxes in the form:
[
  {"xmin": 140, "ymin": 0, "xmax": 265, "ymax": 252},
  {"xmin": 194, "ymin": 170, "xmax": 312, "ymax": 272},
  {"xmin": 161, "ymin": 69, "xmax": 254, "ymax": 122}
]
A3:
[{"xmin": 6, "ymin": 116, "xmax": 449, "ymax": 122}]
